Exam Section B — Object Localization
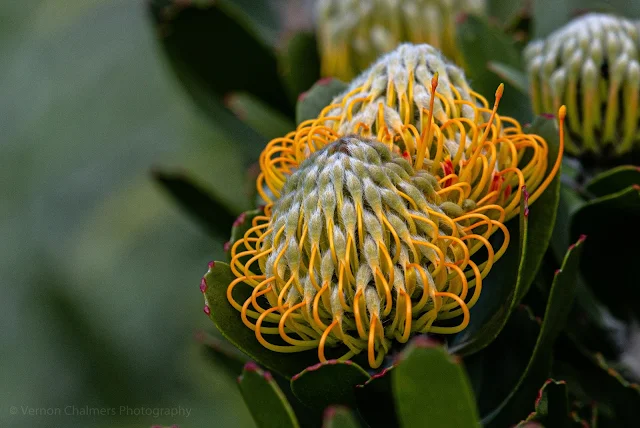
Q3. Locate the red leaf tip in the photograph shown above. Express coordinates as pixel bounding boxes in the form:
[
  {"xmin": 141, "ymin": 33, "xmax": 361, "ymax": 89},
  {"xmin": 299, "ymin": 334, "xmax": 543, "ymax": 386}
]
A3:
[
  {"xmin": 243, "ymin": 361, "xmax": 260, "ymax": 372},
  {"xmin": 522, "ymin": 185, "xmax": 530, "ymax": 216}
]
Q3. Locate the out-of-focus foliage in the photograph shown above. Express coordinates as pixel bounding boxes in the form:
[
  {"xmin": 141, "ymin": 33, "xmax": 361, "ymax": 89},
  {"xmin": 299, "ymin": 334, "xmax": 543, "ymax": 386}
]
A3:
[{"xmin": 1, "ymin": 1, "xmax": 254, "ymax": 427}]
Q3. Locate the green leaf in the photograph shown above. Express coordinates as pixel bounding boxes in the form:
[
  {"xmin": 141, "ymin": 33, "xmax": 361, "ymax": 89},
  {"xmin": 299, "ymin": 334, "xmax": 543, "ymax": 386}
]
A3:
[
  {"xmin": 196, "ymin": 329, "xmax": 249, "ymax": 379},
  {"xmin": 570, "ymin": 185, "xmax": 640, "ymax": 320},
  {"xmin": 226, "ymin": 92, "xmax": 296, "ymax": 141},
  {"xmin": 464, "ymin": 306, "xmax": 541, "ymax": 422},
  {"xmin": 488, "ymin": 0, "xmax": 529, "ymax": 27},
  {"xmin": 279, "ymin": 31, "xmax": 321, "ymax": 104},
  {"xmin": 487, "ymin": 61, "xmax": 528, "ymax": 95},
  {"xmin": 203, "ymin": 261, "xmax": 322, "ymax": 378},
  {"xmin": 515, "ymin": 380, "xmax": 575, "ymax": 428},
  {"xmin": 584, "ymin": 165, "xmax": 640, "ymax": 198},
  {"xmin": 553, "ymin": 334, "xmax": 640, "ymax": 425},
  {"xmin": 456, "ymin": 14, "xmax": 532, "ymax": 122},
  {"xmin": 549, "ymin": 184, "xmax": 585, "ymax": 263},
  {"xmin": 238, "ymin": 362, "xmax": 300, "ymax": 428},
  {"xmin": 563, "ymin": 278, "xmax": 626, "ymax": 359},
  {"xmin": 483, "ymin": 235, "xmax": 585, "ymax": 426},
  {"xmin": 450, "ymin": 115, "xmax": 562, "ymax": 355},
  {"xmin": 296, "ymin": 78, "xmax": 348, "ymax": 125},
  {"xmin": 148, "ymin": 0, "xmax": 292, "ymax": 119},
  {"xmin": 322, "ymin": 406, "xmax": 361, "ymax": 428},
  {"xmin": 394, "ymin": 338, "xmax": 480, "ymax": 427},
  {"xmin": 290, "ymin": 360, "xmax": 370, "ymax": 410},
  {"xmin": 152, "ymin": 168, "xmax": 238, "ymax": 238}
]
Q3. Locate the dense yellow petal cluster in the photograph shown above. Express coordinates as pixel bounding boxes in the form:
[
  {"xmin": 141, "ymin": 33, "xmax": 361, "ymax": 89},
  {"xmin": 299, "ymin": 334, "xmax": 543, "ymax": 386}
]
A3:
[
  {"xmin": 221, "ymin": 44, "xmax": 564, "ymax": 368},
  {"xmin": 525, "ymin": 13, "xmax": 640, "ymax": 156}
]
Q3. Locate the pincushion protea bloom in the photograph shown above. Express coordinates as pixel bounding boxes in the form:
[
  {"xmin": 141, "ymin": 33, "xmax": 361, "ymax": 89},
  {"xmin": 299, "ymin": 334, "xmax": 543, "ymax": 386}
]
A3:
[
  {"xmin": 316, "ymin": 0, "xmax": 485, "ymax": 80},
  {"xmin": 219, "ymin": 44, "xmax": 564, "ymax": 369},
  {"xmin": 524, "ymin": 13, "xmax": 640, "ymax": 157}
]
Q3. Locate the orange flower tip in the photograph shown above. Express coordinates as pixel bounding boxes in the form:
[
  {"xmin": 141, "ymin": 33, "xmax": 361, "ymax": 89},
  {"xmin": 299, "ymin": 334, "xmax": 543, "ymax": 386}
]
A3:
[
  {"xmin": 522, "ymin": 185, "xmax": 530, "ymax": 217},
  {"xmin": 203, "ymin": 305, "xmax": 211, "ymax": 315},
  {"xmin": 495, "ymin": 83, "xmax": 504, "ymax": 99},
  {"xmin": 200, "ymin": 277, "xmax": 207, "ymax": 293},
  {"xmin": 223, "ymin": 241, "xmax": 231, "ymax": 252},
  {"xmin": 430, "ymin": 72, "xmax": 439, "ymax": 90},
  {"xmin": 208, "ymin": 261, "xmax": 215, "ymax": 270},
  {"xmin": 558, "ymin": 105, "xmax": 567, "ymax": 120}
]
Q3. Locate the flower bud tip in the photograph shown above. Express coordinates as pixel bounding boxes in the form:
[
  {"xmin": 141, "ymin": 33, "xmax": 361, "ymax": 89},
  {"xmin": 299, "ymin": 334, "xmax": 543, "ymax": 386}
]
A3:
[
  {"xmin": 558, "ymin": 105, "xmax": 567, "ymax": 120},
  {"xmin": 203, "ymin": 305, "xmax": 210, "ymax": 315},
  {"xmin": 200, "ymin": 278, "xmax": 207, "ymax": 293}
]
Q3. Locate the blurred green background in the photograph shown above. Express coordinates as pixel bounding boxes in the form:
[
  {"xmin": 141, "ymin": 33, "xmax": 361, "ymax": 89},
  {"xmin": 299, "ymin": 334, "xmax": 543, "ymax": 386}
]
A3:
[{"xmin": 1, "ymin": 1, "xmax": 256, "ymax": 427}]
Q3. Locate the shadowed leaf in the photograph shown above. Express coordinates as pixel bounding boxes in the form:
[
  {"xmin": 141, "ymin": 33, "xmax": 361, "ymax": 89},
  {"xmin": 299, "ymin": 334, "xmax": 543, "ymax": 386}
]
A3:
[{"xmin": 238, "ymin": 362, "xmax": 300, "ymax": 428}]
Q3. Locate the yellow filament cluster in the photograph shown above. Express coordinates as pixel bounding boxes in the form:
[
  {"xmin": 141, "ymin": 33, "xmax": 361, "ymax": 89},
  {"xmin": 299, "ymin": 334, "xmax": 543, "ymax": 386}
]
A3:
[{"xmin": 226, "ymin": 73, "xmax": 565, "ymax": 368}]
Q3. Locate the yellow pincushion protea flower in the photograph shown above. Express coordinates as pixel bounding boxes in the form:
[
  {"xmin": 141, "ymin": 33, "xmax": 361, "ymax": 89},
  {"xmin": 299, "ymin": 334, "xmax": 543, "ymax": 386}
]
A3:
[
  {"xmin": 224, "ymin": 44, "xmax": 564, "ymax": 368},
  {"xmin": 524, "ymin": 13, "xmax": 640, "ymax": 157},
  {"xmin": 316, "ymin": 0, "xmax": 485, "ymax": 80}
]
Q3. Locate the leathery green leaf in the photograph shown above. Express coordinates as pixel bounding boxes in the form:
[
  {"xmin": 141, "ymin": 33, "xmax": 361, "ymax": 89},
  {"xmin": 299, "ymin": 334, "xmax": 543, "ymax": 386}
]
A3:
[
  {"xmin": 290, "ymin": 360, "xmax": 370, "ymax": 410},
  {"xmin": 238, "ymin": 362, "xmax": 300, "ymax": 428},
  {"xmin": 322, "ymin": 406, "xmax": 360, "ymax": 428},
  {"xmin": 483, "ymin": 235, "xmax": 585, "ymax": 426},
  {"xmin": 394, "ymin": 338, "xmax": 480, "ymax": 428}
]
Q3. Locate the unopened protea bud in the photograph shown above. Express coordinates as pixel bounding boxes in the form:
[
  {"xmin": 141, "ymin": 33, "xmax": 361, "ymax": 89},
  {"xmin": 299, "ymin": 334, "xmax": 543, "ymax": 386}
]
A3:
[
  {"xmin": 524, "ymin": 13, "xmax": 640, "ymax": 157},
  {"xmin": 316, "ymin": 0, "xmax": 486, "ymax": 80},
  {"xmin": 221, "ymin": 43, "xmax": 565, "ymax": 368}
]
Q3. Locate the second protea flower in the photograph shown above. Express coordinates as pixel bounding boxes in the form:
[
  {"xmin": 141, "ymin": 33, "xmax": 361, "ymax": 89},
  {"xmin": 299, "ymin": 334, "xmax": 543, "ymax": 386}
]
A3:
[
  {"xmin": 216, "ymin": 44, "xmax": 564, "ymax": 368},
  {"xmin": 315, "ymin": 0, "xmax": 486, "ymax": 80},
  {"xmin": 524, "ymin": 13, "xmax": 640, "ymax": 157}
]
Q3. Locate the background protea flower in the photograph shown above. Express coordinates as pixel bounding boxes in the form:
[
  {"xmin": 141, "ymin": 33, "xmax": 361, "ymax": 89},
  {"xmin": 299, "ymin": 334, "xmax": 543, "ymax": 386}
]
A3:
[
  {"xmin": 524, "ymin": 13, "xmax": 640, "ymax": 158},
  {"xmin": 315, "ymin": 0, "xmax": 486, "ymax": 80},
  {"xmin": 220, "ymin": 43, "xmax": 564, "ymax": 368}
]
